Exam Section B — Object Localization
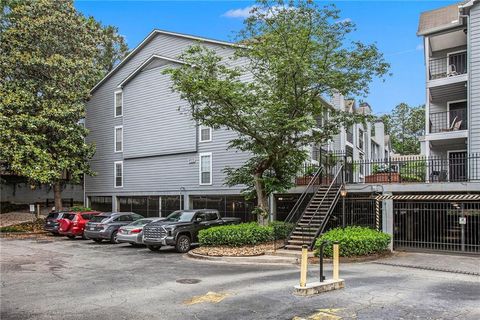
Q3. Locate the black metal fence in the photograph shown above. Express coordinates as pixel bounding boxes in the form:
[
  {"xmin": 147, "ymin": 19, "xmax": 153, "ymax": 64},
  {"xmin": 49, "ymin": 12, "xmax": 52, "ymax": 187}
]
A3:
[
  {"xmin": 347, "ymin": 153, "xmax": 479, "ymax": 184},
  {"xmin": 429, "ymin": 51, "xmax": 467, "ymax": 80},
  {"xmin": 394, "ymin": 200, "xmax": 480, "ymax": 253},
  {"xmin": 325, "ymin": 195, "xmax": 380, "ymax": 231},
  {"xmin": 429, "ymin": 108, "xmax": 467, "ymax": 133}
]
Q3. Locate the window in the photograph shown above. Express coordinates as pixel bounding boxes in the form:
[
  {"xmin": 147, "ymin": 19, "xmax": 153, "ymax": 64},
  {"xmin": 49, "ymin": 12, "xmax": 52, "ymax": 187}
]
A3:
[
  {"xmin": 114, "ymin": 90, "xmax": 123, "ymax": 117},
  {"xmin": 199, "ymin": 126, "xmax": 212, "ymax": 142},
  {"xmin": 114, "ymin": 126, "xmax": 123, "ymax": 152},
  {"xmin": 118, "ymin": 215, "xmax": 133, "ymax": 222},
  {"xmin": 358, "ymin": 129, "xmax": 364, "ymax": 150},
  {"xmin": 199, "ymin": 152, "xmax": 212, "ymax": 185},
  {"xmin": 114, "ymin": 161, "xmax": 123, "ymax": 188},
  {"xmin": 88, "ymin": 196, "xmax": 112, "ymax": 212}
]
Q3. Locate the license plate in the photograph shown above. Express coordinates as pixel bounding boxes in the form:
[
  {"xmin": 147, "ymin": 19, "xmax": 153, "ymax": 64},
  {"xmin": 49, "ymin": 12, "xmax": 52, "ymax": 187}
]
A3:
[{"xmin": 89, "ymin": 227, "xmax": 95, "ymax": 231}]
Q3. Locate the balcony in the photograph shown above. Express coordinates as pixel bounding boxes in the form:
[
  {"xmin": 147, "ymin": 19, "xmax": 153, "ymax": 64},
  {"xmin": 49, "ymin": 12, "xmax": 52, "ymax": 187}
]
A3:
[
  {"xmin": 429, "ymin": 108, "xmax": 467, "ymax": 134},
  {"xmin": 429, "ymin": 51, "xmax": 467, "ymax": 81}
]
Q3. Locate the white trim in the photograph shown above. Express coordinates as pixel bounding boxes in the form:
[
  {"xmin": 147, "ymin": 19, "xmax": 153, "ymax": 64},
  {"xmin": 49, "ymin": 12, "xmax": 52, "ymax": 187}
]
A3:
[
  {"xmin": 114, "ymin": 90, "xmax": 123, "ymax": 118},
  {"xmin": 114, "ymin": 125, "xmax": 123, "ymax": 153},
  {"xmin": 114, "ymin": 161, "xmax": 123, "ymax": 188},
  {"xmin": 446, "ymin": 99, "xmax": 467, "ymax": 129},
  {"xmin": 91, "ymin": 29, "xmax": 239, "ymax": 93},
  {"xmin": 199, "ymin": 126, "xmax": 212, "ymax": 143},
  {"xmin": 117, "ymin": 54, "xmax": 188, "ymax": 89},
  {"xmin": 199, "ymin": 152, "xmax": 212, "ymax": 186}
]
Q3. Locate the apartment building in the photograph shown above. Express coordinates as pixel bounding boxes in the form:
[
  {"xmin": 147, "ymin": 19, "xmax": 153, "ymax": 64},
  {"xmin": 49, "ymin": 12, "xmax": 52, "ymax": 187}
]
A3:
[
  {"xmin": 84, "ymin": 29, "xmax": 386, "ymax": 219},
  {"xmin": 418, "ymin": 0, "xmax": 480, "ymax": 181}
]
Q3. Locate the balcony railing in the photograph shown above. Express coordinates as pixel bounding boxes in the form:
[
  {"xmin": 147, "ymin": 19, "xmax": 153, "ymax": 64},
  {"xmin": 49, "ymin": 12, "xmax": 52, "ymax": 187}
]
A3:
[
  {"xmin": 295, "ymin": 153, "xmax": 480, "ymax": 185},
  {"xmin": 429, "ymin": 51, "xmax": 467, "ymax": 80},
  {"xmin": 429, "ymin": 108, "xmax": 467, "ymax": 133}
]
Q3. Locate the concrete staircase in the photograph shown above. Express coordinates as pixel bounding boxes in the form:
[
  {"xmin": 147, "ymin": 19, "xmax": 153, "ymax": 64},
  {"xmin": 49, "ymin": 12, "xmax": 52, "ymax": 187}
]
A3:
[{"xmin": 285, "ymin": 185, "xmax": 341, "ymax": 250}]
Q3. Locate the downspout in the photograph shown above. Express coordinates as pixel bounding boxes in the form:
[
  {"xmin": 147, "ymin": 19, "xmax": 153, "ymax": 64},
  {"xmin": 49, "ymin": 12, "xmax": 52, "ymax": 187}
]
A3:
[{"xmin": 460, "ymin": 13, "xmax": 471, "ymax": 155}]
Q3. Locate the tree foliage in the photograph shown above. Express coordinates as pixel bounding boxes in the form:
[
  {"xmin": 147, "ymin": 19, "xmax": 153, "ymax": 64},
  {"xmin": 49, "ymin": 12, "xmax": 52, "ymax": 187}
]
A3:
[
  {"xmin": 165, "ymin": 0, "xmax": 389, "ymax": 221},
  {"xmin": 383, "ymin": 103, "xmax": 425, "ymax": 155},
  {"xmin": 0, "ymin": 0, "xmax": 128, "ymax": 209}
]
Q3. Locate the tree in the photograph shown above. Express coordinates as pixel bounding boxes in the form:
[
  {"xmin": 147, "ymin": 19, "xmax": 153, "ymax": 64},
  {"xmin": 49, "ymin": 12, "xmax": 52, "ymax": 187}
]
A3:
[
  {"xmin": 0, "ymin": 0, "xmax": 128, "ymax": 210},
  {"xmin": 165, "ymin": 0, "xmax": 389, "ymax": 223},
  {"xmin": 383, "ymin": 103, "xmax": 425, "ymax": 155}
]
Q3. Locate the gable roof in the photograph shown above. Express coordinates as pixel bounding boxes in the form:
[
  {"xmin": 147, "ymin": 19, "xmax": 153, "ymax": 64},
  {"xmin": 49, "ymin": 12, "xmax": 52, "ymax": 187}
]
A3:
[
  {"xmin": 417, "ymin": 2, "xmax": 463, "ymax": 36},
  {"xmin": 91, "ymin": 29, "xmax": 237, "ymax": 93},
  {"xmin": 117, "ymin": 54, "xmax": 187, "ymax": 89}
]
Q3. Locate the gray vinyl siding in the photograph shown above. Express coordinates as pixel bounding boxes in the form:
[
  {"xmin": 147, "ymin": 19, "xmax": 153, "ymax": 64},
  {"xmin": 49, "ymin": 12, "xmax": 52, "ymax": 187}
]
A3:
[
  {"xmin": 470, "ymin": 4, "xmax": 480, "ymax": 153},
  {"xmin": 123, "ymin": 64, "xmax": 197, "ymax": 159},
  {"xmin": 85, "ymin": 32, "xmax": 249, "ymax": 195}
]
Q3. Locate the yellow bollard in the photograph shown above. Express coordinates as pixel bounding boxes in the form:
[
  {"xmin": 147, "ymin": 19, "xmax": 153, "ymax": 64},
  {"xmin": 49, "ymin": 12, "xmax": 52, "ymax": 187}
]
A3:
[
  {"xmin": 333, "ymin": 243, "xmax": 339, "ymax": 280},
  {"xmin": 299, "ymin": 245, "xmax": 308, "ymax": 287}
]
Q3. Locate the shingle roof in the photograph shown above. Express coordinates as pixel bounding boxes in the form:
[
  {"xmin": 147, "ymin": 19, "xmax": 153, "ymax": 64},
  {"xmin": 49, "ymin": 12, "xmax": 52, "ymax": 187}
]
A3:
[{"xmin": 417, "ymin": 2, "xmax": 463, "ymax": 35}]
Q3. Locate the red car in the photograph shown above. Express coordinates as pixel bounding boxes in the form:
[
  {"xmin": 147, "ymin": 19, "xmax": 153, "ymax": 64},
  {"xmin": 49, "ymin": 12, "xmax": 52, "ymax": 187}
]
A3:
[{"xmin": 58, "ymin": 211, "xmax": 102, "ymax": 239}]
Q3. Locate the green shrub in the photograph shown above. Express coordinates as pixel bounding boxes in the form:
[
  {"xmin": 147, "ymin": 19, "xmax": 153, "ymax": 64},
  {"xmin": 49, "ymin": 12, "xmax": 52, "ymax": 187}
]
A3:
[
  {"xmin": 314, "ymin": 226, "xmax": 391, "ymax": 257},
  {"xmin": 199, "ymin": 222, "xmax": 273, "ymax": 247},
  {"xmin": 71, "ymin": 206, "xmax": 92, "ymax": 212},
  {"xmin": 269, "ymin": 221, "xmax": 294, "ymax": 240},
  {"xmin": 400, "ymin": 161, "xmax": 426, "ymax": 182}
]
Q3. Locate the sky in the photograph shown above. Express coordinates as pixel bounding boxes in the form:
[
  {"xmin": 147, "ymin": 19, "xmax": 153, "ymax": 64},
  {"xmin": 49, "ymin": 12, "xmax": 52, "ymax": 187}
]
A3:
[{"xmin": 75, "ymin": 0, "xmax": 458, "ymax": 116}]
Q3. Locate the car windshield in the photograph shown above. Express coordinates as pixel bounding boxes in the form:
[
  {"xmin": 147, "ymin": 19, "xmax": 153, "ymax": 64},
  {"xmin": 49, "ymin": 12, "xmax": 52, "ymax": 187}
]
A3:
[
  {"xmin": 164, "ymin": 211, "xmax": 195, "ymax": 222},
  {"xmin": 128, "ymin": 219, "xmax": 152, "ymax": 226},
  {"xmin": 89, "ymin": 215, "xmax": 111, "ymax": 223},
  {"xmin": 47, "ymin": 212, "xmax": 61, "ymax": 219}
]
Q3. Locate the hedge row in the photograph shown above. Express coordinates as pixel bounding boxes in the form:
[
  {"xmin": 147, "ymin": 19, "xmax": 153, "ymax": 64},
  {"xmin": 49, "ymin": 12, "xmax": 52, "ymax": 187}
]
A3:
[
  {"xmin": 198, "ymin": 222, "xmax": 294, "ymax": 247},
  {"xmin": 314, "ymin": 226, "xmax": 391, "ymax": 257}
]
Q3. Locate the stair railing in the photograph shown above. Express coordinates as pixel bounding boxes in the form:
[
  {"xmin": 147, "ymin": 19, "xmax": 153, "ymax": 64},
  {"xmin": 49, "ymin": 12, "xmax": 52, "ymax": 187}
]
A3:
[
  {"xmin": 284, "ymin": 166, "xmax": 324, "ymax": 246},
  {"xmin": 284, "ymin": 166, "xmax": 324, "ymax": 224},
  {"xmin": 304, "ymin": 164, "xmax": 344, "ymax": 249}
]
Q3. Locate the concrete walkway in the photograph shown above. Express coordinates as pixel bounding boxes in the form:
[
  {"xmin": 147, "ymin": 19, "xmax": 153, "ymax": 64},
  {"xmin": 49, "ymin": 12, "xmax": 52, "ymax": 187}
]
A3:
[{"xmin": 373, "ymin": 251, "xmax": 480, "ymax": 275}]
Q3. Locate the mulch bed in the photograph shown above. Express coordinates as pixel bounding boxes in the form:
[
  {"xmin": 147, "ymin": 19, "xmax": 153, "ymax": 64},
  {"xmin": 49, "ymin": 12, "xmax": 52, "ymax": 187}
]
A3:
[
  {"xmin": 0, "ymin": 218, "xmax": 52, "ymax": 239},
  {"xmin": 308, "ymin": 250, "xmax": 394, "ymax": 264},
  {"xmin": 192, "ymin": 240, "xmax": 286, "ymax": 257}
]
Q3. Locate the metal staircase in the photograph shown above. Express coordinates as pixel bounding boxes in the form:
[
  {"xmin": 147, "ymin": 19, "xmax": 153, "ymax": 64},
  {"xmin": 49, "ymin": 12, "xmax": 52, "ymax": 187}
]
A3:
[{"xmin": 284, "ymin": 165, "xmax": 343, "ymax": 251}]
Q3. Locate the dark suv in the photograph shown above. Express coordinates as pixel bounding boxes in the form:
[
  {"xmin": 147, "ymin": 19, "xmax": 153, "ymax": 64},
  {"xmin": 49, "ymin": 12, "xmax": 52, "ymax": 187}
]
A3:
[
  {"xmin": 143, "ymin": 209, "xmax": 240, "ymax": 253},
  {"xmin": 44, "ymin": 211, "xmax": 70, "ymax": 235},
  {"xmin": 84, "ymin": 212, "xmax": 144, "ymax": 244}
]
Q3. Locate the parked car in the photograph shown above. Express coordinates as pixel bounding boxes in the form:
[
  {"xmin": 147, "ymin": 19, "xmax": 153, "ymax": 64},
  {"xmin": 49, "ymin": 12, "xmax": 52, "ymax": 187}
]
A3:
[
  {"xmin": 44, "ymin": 211, "xmax": 70, "ymax": 235},
  {"xmin": 84, "ymin": 212, "xmax": 144, "ymax": 244},
  {"xmin": 58, "ymin": 211, "xmax": 101, "ymax": 239},
  {"xmin": 117, "ymin": 217, "xmax": 165, "ymax": 246},
  {"xmin": 143, "ymin": 209, "xmax": 241, "ymax": 253}
]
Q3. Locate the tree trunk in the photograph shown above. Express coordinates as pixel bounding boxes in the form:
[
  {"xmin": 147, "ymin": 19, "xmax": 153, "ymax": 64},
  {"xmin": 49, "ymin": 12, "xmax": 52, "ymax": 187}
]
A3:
[
  {"xmin": 253, "ymin": 172, "xmax": 269, "ymax": 225},
  {"xmin": 53, "ymin": 181, "xmax": 62, "ymax": 211}
]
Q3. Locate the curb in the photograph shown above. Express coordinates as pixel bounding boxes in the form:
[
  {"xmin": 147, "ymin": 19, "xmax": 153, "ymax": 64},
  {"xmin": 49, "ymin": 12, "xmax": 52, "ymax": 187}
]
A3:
[
  {"xmin": 186, "ymin": 251, "xmax": 298, "ymax": 265},
  {"xmin": 0, "ymin": 231, "xmax": 48, "ymax": 237}
]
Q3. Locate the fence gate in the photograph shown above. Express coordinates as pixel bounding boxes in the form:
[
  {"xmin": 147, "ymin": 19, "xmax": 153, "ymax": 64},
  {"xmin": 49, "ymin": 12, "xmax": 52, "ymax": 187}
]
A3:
[{"xmin": 393, "ymin": 200, "xmax": 480, "ymax": 254}]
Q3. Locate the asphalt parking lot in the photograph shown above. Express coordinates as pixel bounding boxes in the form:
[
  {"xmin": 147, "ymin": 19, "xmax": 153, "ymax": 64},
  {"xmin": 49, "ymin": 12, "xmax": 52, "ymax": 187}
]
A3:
[{"xmin": 1, "ymin": 237, "xmax": 479, "ymax": 320}]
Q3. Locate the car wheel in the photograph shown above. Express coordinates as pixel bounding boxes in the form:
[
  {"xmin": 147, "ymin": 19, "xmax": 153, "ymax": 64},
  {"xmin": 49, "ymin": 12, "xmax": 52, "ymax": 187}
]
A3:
[
  {"xmin": 147, "ymin": 245, "xmax": 161, "ymax": 251},
  {"xmin": 93, "ymin": 239, "xmax": 103, "ymax": 243},
  {"xmin": 67, "ymin": 235, "xmax": 76, "ymax": 240},
  {"xmin": 175, "ymin": 235, "xmax": 191, "ymax": 253},
  {"xmin": 110, "ymin": 231, "xmax": 119, "ymax": 244}
]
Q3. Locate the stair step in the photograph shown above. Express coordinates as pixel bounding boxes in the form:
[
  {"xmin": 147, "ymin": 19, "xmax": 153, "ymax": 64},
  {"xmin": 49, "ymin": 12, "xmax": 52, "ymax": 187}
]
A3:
[
  {"xmin": 292, "ymin": 231, "xmax": 316, "ymax": 236},
  {"xmin": 288, "ymin": 240, "xmax": 311, "ymax": 245},
  {"xmin": 290, "ymin": 235, "xmax": 315, "ymax": 240},
  {"xmin": 285, "ymin": 244, "xmax": 307, "ymax": 250}
]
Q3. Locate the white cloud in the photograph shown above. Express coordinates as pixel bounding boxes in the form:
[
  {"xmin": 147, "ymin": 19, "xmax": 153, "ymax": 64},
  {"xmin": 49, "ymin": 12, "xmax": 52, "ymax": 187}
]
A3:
[
  {"xmin": 222, "ymin": 5, "xmax": 256, "ymax": 18},
  {"xmin": 416, "ymin": 43, "xmax": 424, "ymax": 51}
]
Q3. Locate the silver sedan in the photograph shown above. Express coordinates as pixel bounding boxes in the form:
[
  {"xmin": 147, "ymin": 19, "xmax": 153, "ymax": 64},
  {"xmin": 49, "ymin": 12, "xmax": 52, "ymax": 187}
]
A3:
[{"xmin": 117, "ymin": 218, "xmax": 164, "ymax": 246}]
